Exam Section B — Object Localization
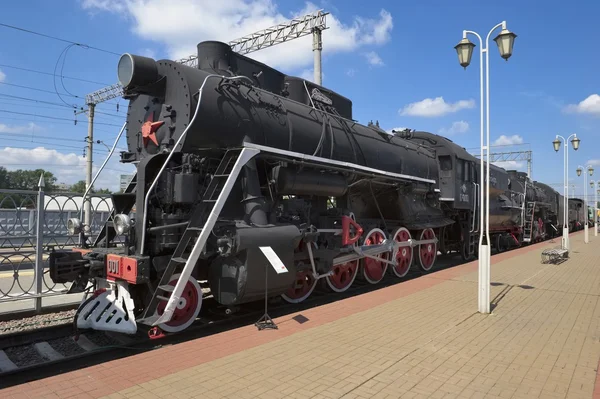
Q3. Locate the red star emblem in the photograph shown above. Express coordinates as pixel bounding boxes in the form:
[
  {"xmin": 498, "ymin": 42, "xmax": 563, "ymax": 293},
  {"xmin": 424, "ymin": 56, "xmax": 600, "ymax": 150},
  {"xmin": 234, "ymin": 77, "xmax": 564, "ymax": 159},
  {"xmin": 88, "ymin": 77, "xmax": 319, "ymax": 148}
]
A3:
[{"xmin": 141, "ymin": 114, "xmax": 164, "ymax": 147}]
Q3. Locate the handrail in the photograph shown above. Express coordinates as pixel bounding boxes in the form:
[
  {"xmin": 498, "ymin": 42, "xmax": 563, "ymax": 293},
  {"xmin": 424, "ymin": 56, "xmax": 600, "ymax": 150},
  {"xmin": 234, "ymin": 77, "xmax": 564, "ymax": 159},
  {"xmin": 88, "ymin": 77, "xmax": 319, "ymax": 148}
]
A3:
[
  {"xmin": 521, "ymin": 181, "xmax": 527, "ymax": 228},
  {"xmin": 470, "ymin": 182, "xmax": 478, "ymax": 233},
  {"xmin": 139, "ymin": 74, "xmax": 253, "ymax": 254}
]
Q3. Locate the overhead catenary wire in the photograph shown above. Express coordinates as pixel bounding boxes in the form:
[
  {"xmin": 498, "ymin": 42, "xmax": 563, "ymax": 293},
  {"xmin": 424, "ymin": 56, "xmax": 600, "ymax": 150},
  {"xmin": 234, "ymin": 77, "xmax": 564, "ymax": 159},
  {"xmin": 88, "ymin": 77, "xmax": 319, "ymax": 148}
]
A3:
[
  {"xmin": 0, "ymin": 109, "xmax": 124, "ymax": 127},
  {"xmin": 0, "ymin": 81, "xmax": 82, "ymax": 103},
  {"xmin": 0, "ymin": 23, "xmax": 121, "ymax": 56},
  {"xmin": 0, "ymin": 115, "xmax": 123, "ymax": 137},
  {"xmin": 0, "ymin": 93, "xmax": 80, "ymax": 109},
  {"xmin": 0, "ymin": 63, "xmax": 110, "ymax": 86}
]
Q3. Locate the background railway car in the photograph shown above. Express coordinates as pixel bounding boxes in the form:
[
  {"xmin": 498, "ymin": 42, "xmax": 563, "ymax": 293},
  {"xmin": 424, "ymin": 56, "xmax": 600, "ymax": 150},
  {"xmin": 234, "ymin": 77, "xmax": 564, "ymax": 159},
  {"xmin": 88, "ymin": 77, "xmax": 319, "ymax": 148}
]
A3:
[
  {"xmin": 404, "ymin": 131, "xmax": 524, "ymax": 257},
  {"xmin": 532, "ymin": 180, "xmax": 562, "ymax": 238},
  {"xmin": 569, "ymin": 198, "xmax": 585, "ymax": 231}
]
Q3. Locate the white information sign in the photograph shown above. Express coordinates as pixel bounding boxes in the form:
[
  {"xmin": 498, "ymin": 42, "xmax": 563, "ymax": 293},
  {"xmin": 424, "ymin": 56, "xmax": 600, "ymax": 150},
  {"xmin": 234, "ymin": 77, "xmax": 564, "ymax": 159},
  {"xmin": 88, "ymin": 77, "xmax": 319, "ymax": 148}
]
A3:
[{"xmin": 259, "ymin": 246, "xmax": 289, "ymax": 274}]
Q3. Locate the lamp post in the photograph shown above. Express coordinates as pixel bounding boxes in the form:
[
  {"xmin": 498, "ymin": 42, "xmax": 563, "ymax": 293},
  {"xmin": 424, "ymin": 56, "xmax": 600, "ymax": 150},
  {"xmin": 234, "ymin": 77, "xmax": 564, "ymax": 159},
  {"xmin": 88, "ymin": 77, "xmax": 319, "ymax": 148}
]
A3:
[
  {"xmin": 597, "ymin": 188, "xmax": 600, "ymax": 234},
  {"xmin": 553, "ymin": 135, "xmax": 580, "ymax": 250},
  {"xmin": 577, "ymin": 165, "xmax": 594, "ymax": 243},
  {"xmin": 590, "ymin": 180, "xmax": 598, "ymax": 237},
  {"xmin": 454, "ymin": 21, "xmax": 517, "ymax": 314}
]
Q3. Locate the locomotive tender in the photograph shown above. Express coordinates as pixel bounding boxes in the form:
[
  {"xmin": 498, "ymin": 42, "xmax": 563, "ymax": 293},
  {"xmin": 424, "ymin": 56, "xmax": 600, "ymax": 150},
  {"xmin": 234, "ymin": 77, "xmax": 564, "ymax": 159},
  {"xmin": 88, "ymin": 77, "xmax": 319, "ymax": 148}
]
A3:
[{"xmin": 49, "ymin": 41, "xmax": 584, "ymax": 336}]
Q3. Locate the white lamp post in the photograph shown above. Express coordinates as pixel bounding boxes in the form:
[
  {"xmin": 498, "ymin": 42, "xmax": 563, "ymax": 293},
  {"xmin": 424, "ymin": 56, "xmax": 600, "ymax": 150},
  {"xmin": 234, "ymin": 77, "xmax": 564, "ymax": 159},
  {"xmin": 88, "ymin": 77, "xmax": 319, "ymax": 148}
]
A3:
[
  {"xmin": 576, "ymin": 165, "xmax": 594, "ymax": 243},
  {"xmin": 597, "ymin": 188, "xmax": 600, "ymax": 235},
  {"xmin": 454, "ymin": 21, "xmax": 517, "ymax": 314},
  {"xmin": 553, "ymin": 135, "xmax": 579, "ymax": 250},
  {"xmin": 590, "ymin": 181, "xmax": 598, "ymax": 237}
]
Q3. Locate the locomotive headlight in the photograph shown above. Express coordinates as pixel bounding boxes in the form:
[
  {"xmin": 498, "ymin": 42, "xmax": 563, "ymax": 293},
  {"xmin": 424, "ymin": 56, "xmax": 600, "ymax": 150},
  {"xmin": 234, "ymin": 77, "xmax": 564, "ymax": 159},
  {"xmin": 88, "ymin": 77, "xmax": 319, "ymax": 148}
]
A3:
[
  {"xmin": 67, "ymin": 218, "xmax": 82, "ymax": 235},
  {"xmin": 114, "ymin": 214, "xmax": 133, "ymax": 235},
  {"xmin": 117, "ymin": 53, "xmax": 159, "ymax": 90}
]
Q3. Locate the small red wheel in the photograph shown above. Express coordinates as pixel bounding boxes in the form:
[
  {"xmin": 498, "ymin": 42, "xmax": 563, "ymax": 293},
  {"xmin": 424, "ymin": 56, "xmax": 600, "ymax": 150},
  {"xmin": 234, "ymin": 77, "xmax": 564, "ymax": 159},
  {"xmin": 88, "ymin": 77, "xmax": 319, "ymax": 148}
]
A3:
[
  {"xmin": 418, "ymin": 228, "xmax": 437, "ymax": 271},
  {"xmin": 156, "ymin": 273, "xmax": 202, "ymax": 333},
  {"xmin": 281, "ymin": 269, "xmax": 317, "ymax": 303},
  {"xmin": 391, "ymin": 227, "xmax": 413, "ymax": 278},
  {"xmin": 325, "ymin": 259, "xmax": 359, "ymax": 292}
]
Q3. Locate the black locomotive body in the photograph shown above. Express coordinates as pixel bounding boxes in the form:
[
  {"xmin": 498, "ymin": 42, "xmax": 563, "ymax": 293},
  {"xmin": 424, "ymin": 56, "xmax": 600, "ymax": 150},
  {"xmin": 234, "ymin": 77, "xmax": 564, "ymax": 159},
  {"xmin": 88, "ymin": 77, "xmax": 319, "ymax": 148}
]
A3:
[
  {"xmin": 49, "ymin": 41, "xmax": 454, "ymax": 335},
  {"xmin": 48, "ymin": 40, "xmax": 587, "ymax": 337}
]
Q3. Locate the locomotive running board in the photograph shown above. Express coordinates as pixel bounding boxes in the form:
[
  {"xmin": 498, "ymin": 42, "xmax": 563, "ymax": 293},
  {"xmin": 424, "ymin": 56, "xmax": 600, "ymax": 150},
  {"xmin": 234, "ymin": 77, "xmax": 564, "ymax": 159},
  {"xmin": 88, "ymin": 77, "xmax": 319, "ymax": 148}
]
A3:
[{"xmin": 242, "ymin": 142, "xmax": 437, "ymax": 185}]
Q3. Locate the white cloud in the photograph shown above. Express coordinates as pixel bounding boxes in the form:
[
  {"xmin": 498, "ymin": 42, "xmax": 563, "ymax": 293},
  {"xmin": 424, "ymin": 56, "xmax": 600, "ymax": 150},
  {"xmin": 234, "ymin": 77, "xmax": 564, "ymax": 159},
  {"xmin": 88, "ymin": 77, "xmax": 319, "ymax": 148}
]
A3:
[
  {"xmin": 588, "ymin": 159, "xmax": 600, "ymax": 166},
  {"xmin": 492, "ymin": 134, "xmax": 524, "ymax": 146},
  {"xmin": 439, "ymin": 120, "xmax": 469, "ymax": 136},
  {"xmin": 363, "ymin": 51, "xmax": 384, "ymax": 66},
  {"xmin": 0, "ymin": 69, "xmax": 5, "ymax": 82},
  {"xmin": 564, "ymin": 94, "xmax": 600, "ymax": 116},
  {"xmin": 399, "ymin": 97, "xmax": 475, "ymax": 117},
  {"xmin": 346, "ymin": 68, "xmax": 356, "ymax": 77},
  {"xmin": 139, "ymin": 47, "xmax": 157, "ymax": 59},
  {"xmin": 81, "ymin": 0, "xmax": 394, "ymax": 71},
  {"xmin": 492, "ymin": 160, "xmax": 524, "ymax": 169},
  {"xmin": 0, "ymin": 147, "xmax": 134, "ymax": 191},
  {"xmin": 0, "ymin": 122, "xmax": 42, "ymax": 134}
]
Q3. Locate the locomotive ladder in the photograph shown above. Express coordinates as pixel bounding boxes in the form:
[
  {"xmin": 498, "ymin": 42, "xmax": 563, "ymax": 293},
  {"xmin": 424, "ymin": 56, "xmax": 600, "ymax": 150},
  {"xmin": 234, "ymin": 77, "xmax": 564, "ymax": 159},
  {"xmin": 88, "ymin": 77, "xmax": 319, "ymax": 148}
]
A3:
[
  {"xmin": 92, "ymin": 173, "xmax": 138, "ymax": 247},
  {"xmin": 138, "ymin": 148, "xmax": 259, "ymax": 327},
  {"xmin": 523, "ymin": 201, "xmax": 536, "ymax": 243}
]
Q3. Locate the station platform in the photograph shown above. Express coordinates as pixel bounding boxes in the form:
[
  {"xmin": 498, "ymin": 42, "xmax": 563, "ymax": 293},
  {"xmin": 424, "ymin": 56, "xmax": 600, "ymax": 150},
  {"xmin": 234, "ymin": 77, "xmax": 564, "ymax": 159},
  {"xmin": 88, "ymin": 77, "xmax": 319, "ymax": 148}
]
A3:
[{"xmin": 2, "ymin": 231, "xmax": 599, "ymax": 399}]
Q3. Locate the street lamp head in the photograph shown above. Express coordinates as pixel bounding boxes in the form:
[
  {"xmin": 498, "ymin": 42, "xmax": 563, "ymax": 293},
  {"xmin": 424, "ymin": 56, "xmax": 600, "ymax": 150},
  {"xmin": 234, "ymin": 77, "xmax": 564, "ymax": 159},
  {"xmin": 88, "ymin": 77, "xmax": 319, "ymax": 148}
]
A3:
[
  {"xmin": 571, "ymin": 136, "xmax": 580, "ymax": 150},
  {"xmin": 493, "ymin": 28, "xmax": 517, "ymax": 61},
  {"xmin": 552, "ymin": 138, "xmax": 561, "ymax": 152},
  {"xmin": 577, "ymin": 167, "xmax": 583, "ymax": 177},
  {"xmin": 454, "ymin": 37, "xmax": 476, "ymax": 69},
  {"xmin": 589, "ymin": 166, "xmax": 594, "ymax": 176},
  {"xmin": 590, "ymin": 181, "xmax": 594, "ymax": 188}
]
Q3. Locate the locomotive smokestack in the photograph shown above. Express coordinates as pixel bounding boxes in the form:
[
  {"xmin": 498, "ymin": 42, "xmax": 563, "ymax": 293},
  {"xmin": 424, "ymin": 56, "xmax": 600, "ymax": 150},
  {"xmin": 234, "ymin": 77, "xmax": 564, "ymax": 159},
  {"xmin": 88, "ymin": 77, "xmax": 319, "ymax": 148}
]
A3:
[
  {"xmin": 117, "ymin": 53, "xmax": 159, "ymax": 90},
  {"xmin": 196, "ymin": 41, "xmax": 233, "ymax": 74}
]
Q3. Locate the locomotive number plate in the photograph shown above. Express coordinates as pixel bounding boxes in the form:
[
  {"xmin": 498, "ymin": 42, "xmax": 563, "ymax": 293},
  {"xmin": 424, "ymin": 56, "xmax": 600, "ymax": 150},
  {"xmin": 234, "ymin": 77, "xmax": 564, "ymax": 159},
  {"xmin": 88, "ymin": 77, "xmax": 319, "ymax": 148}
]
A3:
[{"xmin": 107, "ymin": 258, "xmax": 120, "ymax": 277}]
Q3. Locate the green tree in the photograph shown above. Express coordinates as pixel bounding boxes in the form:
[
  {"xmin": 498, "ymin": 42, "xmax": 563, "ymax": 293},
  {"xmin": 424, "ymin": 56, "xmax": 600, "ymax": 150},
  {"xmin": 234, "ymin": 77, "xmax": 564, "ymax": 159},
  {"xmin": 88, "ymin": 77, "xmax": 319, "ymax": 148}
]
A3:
[
  {"xmin": 70, "ymin": 180, "xmax": 112, "ymax": 194},
  {"xmin": 70, "ymin": 180, "xmax": 87, "ymax": 193},
  {"xmin": 6, "ymin": 169, "xmax": 57, "ymax": 191},
  {"xmin": 0, "ymin": 166, "xmax": 8, "ymax": 189}
]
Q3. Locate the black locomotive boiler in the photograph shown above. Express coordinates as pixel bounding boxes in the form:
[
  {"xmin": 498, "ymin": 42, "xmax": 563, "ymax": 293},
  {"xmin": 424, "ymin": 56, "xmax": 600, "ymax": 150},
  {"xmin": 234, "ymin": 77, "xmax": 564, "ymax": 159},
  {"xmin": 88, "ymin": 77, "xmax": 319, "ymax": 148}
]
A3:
[{"xmin": 49, "ymin": 41, "xmax": 455, "ymax": 336}]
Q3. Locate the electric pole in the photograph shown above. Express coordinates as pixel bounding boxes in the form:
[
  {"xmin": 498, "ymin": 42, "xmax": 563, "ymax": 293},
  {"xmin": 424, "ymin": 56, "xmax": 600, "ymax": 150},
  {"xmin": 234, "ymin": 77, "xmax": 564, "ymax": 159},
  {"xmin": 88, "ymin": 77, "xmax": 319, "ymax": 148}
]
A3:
[
  {"xmin": 85, "ymin": 104, "xmax": 95, "ymax": 230},
  {"xmin": 313, "ymin": 26, "xmax": 323, "ymax": 85}
]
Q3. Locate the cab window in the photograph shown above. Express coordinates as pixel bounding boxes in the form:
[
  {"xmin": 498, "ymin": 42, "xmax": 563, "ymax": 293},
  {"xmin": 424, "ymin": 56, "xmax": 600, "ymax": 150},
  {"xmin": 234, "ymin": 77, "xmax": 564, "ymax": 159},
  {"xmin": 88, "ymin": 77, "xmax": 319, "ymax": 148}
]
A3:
[{"xmin": 439, "ymin": 156, "xmax": 452, "ymax": 178}]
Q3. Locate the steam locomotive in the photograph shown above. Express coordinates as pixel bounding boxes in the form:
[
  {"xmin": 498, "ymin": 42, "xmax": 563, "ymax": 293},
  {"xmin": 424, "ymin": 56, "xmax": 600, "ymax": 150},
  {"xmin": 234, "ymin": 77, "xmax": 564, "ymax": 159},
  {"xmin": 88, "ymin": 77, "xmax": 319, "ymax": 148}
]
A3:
[{"xmin": 49, "ymin": 41, "xmax": 587, "ymax": 336}]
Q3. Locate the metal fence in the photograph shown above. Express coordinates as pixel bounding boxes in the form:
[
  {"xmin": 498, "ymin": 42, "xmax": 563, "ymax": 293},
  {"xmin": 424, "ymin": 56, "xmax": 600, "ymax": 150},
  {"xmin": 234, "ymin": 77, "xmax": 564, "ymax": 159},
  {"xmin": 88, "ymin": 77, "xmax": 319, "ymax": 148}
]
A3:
[{"xmin": 0, "ymin": 186, "xmax": 120, "ymax": 312}]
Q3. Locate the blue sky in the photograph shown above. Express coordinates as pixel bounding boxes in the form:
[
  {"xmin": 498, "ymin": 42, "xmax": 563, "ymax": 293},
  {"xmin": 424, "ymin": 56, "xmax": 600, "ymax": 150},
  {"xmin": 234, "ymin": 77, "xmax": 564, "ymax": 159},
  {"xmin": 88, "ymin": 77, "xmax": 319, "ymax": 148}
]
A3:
[{"xmin": 0, "ymin": 0, "xmax": 599, "ymax": 194}]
